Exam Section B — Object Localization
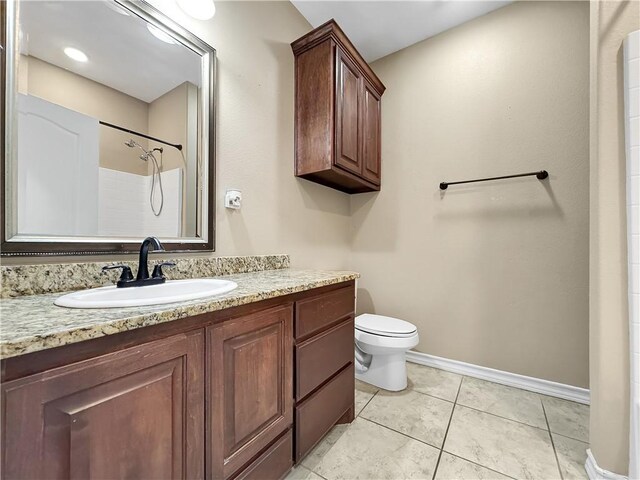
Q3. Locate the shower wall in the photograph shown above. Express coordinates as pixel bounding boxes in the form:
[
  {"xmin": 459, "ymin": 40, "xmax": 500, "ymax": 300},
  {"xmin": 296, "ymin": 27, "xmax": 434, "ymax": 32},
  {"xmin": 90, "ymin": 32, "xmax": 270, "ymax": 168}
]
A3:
[
  {"xmin": 625, "ymin": 28, "xmax": 639, "ymax": 480},
  {"xmin": 98, "ymin": 167, "xmax": 183, "ymax": 238},
  {"xmin": 590, "ymin": 1, "xmax": 639, "ymax": 474}
]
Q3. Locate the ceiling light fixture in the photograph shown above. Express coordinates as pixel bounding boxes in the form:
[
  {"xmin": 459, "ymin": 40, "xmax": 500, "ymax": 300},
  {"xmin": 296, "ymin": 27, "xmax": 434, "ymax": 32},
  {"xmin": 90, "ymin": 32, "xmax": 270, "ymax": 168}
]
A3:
[
  {"xmin": 147, "ymin": 24, "xmax": 176, "ymax": 44},
  {"xmin": 176, "ymin": 0, "xmax": 215, "ymax": 20},
  {"xmin": 63, "ymin": 47, "xmax": 88, "ymax": 62}
]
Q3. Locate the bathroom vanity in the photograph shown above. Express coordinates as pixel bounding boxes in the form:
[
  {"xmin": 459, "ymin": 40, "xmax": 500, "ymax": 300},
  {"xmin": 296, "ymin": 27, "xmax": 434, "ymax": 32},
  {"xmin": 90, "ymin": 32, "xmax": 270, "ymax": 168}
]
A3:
[{"xmin": 0, "ymin": 267, "xmax": 357, "ymax": 480}]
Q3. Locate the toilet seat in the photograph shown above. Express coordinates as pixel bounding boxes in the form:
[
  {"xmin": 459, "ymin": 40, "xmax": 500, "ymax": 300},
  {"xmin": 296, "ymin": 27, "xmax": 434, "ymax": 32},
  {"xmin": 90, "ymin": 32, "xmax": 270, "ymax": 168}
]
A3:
[{"xmin": 355, "ymin": 314, "xmax": 417, "ymax": 338}]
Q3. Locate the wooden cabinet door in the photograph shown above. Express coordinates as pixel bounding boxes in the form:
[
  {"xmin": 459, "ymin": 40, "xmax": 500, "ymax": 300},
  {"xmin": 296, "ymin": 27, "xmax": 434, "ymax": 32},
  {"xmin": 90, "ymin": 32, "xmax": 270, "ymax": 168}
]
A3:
[
  {"xmin": 1, "ymin": 331, "xmax": 204, "ymax": 480},
  {"xmin": 208, "ymin": 304, "xmax": 293, "ymax": 479},
  {"xmin": 360, "ymin": 79, "xmax": 382, "ymax": 185},
  {"xmin": 334, "ymin": 48, "xmax": 362, "ymax": 176}
]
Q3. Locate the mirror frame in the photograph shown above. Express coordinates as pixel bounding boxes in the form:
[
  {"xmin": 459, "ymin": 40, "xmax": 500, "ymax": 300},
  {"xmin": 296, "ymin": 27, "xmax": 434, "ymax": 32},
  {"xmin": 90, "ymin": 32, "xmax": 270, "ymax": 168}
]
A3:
[{"xmin": 0, "ymin": 0, "xmax": 216, "ymax": 256}]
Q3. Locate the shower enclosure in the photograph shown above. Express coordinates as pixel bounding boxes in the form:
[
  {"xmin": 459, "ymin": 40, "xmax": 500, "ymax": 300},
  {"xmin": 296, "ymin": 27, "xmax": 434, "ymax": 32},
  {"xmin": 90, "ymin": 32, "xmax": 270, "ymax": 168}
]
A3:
[{"xmin": 625, "ymin": 28, "xmax": 639, "ymax": 480}]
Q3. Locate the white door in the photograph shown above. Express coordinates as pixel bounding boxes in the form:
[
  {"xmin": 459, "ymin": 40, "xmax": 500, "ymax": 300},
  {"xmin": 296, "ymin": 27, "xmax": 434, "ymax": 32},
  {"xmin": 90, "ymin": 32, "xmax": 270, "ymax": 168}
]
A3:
[{"xmin": 17, "ymin": 93, "xmax": 99, "ymax": 236}]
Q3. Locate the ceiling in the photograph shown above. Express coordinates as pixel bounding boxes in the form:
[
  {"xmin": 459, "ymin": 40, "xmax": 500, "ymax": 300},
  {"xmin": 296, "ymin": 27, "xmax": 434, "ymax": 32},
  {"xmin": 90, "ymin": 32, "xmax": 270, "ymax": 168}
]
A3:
[
  {"xmin": 291, "ymin": 1, "xmax": 513, "ymax": 62},
  {"xmin": 19, "ymin": 1, "xmax": 202, "ymax": 103}
]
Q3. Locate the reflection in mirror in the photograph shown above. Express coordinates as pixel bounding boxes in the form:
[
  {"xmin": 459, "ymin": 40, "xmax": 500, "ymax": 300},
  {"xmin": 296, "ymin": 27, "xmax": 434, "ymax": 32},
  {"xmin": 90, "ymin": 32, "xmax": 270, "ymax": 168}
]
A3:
[{"xmin": 3, "ymin": 0, "xmax": 215, "ymax": 254}]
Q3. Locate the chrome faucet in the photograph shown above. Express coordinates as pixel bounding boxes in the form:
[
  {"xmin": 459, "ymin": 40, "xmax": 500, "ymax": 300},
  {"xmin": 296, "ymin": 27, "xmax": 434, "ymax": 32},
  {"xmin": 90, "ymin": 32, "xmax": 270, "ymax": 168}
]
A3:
[{"xmin": 102, "ymin": 236, "xmax": 175, "ymax": 288}]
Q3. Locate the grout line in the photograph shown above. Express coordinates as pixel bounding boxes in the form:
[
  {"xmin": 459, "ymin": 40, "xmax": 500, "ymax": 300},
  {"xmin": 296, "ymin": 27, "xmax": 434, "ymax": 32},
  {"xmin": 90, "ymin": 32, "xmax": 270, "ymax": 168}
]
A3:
[
  {"xmin": 454, "ymin": 402, "xmax": 549, "ymax": 432},
  {"xmin": 356, "ymin": 389, "xmax": 379, "ymax": 417},
  {"xmin": 550, "ymin": 431, "xmax": 589, "ymax": 446},
  {"xmin": 455, "ymin": 376, "xmax": 465, "ymax": 406},
  {"xmin": 297, "ymin": 464, "xmax": 329, "ymax": 480},
  {"xmin": 310, "ymin": 468, "xmax": 329, "ymax": 480},
  {"xmin": 406, "ymin": 387, "xmax": 456, "ymax": 405},
  {"xmin": 540, "ymin": 394, "xmax": 590, "ymax": 443},
  {"xmin": 542, "ymin": 398, "xmax": 565, "ymax": 480},
  {"xmin": 358, "ymin": 416, "xmax": 443, "ymax": 451},
  {"xmin": 431, "ymin": 376, "xmax": 464, "ymax": 480},
  {"xmin": 441, "ymin": 451, "xmax": 519, "ymax": 480}
]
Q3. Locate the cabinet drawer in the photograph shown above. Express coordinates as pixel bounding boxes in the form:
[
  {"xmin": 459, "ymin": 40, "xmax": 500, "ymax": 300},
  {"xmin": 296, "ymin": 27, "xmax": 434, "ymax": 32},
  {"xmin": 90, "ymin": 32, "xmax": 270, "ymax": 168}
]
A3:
[
  {"xmin": 235, "ymin": 430, "xmax": 293, "ymax": 480},
  {"xmin": 295, "ymin": 285, "xmax": 354, "ymax": 339},
  {"xmin": 295, "ymin": 363, "xmax": 354, "ymax": 462},
  {"xmin": 296, "ymin": 317, "xmax": 354, "ymax": 400}
]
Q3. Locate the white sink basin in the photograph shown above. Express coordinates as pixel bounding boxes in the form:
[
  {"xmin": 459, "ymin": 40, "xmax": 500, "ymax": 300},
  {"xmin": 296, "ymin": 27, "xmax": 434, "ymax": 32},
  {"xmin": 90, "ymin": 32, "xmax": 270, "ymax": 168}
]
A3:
[{"xmin": 54, "ymin": 278, "xmax": 238, "ymax": 309}]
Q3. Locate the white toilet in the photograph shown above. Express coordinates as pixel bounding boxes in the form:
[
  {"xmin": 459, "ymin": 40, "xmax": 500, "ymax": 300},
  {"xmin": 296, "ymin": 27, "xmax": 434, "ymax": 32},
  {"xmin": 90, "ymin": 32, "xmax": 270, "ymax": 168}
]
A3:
[{"xmin": 354, "ymin": 314, "xmax": 419, "ymax": 391}]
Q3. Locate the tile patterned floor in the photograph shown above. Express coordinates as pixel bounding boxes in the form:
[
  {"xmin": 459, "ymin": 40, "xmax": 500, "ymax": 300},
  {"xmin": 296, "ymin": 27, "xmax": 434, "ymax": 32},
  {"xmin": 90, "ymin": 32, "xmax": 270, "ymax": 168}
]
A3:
[{"xmin": 289, "ymin": 363, "xmax": 589, "ymax": 480}]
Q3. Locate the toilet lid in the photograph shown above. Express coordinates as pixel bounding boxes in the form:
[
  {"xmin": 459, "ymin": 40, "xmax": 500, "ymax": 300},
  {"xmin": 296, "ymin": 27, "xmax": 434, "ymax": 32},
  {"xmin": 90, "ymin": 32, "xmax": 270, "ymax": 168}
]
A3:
[{"xmin": 355, "ymin": 314, "xmax": 418, "ymax": 338}]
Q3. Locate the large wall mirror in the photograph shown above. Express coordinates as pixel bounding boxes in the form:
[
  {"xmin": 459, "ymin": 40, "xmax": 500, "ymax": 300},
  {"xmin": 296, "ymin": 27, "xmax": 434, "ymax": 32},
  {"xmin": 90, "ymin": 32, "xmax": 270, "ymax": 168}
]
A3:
[{"xmin": 0, "ymin": 0, "xmax": 215, "ymax": 255}]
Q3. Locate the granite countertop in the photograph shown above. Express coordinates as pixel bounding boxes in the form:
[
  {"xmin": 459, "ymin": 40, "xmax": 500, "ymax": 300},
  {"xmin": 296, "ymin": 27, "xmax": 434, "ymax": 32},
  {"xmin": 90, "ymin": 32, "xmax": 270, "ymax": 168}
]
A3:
[{"xmin": 0, "ymin": 269, "xmax": 358, "ymax": 360}]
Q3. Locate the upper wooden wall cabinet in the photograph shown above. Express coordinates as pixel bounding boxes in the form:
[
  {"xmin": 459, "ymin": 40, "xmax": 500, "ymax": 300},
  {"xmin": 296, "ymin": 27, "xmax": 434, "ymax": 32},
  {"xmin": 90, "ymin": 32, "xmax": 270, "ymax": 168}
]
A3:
[{"xmin": 291, "ymin": 20, "xmax": 386, "ymax": 194}]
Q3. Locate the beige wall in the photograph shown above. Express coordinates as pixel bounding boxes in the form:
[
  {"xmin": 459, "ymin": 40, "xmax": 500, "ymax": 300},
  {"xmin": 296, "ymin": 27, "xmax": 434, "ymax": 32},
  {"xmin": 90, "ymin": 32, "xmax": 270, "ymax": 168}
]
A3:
[
  {"xmin": 148, "ymin": 82, "xmax": 193, "ymax": 234},
  {"xmin": 143, "ymin": 0, "xmax": 353, "ymax": 269},
  {"xmin": 21, "ymin": 56, "xmax": 150, "ymax": 175},
  {"xmin": 148, "ymin": 82, "xmax": 190, "ymax": 173},
  {"xmin": 204, "ymin": 1, "xmax": 351, "ymax": 268},
  {"xmin": 351, "ymin": 1, "xmax": 590, "ymax": 387},
  {"xmin": 589, "ymin": 0, "xmax": 638, "ymax": 474}
]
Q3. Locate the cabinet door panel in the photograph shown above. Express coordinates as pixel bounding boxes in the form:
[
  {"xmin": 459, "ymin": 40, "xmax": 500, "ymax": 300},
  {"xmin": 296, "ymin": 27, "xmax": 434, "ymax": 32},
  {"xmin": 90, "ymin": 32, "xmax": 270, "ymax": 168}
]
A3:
[
  {"xmin": 361, "ymin": 80, "xmax": 382, "ymax": 185},
  {"xmin": 225, "ymin": 323, "xmax": 281, "ymax": 450},
  {"xmin": 334, "ymin": 49, "xmax": 361, "ymax": 176},
  {"xmin": 209, "ymin": 304, "xmax": 293, "ymax": 479},
  {"xmin": 1, "ymin": 331, "xmax": 204, "ymax": 480}
]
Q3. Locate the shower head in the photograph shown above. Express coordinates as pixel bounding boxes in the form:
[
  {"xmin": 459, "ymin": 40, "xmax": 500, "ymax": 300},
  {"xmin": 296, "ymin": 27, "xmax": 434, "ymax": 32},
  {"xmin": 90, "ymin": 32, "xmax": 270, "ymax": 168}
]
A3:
[{"xmin": 125, "ymin": 139, "xmax": 151, "ymax": 161}]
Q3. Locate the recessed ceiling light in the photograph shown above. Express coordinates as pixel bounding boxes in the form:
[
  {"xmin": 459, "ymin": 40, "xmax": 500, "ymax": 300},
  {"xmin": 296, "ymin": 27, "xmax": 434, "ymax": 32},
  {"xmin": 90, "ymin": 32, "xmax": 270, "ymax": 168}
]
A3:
[
  {"xmin": 64, "ymin": 47, "xmax": 88, "ymax": 62},
  {"xmin": 147, "ymin": 24, "xmax": 176, "ymax": 44},
  {"xmin": 176, "ymin": 0, "xmax": 215, "ymax": 20}
]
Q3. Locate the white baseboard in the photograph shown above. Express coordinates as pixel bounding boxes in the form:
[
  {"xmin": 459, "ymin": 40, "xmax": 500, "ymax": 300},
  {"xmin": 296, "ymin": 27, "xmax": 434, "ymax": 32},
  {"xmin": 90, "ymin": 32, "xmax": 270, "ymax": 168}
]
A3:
[
  {"xmin": 406, "ymin": 350, "xmax": 590, "ymax": 405},
  {"xmin": 585, "ymin": 449, "xmax": 628, "ymax": 480}
]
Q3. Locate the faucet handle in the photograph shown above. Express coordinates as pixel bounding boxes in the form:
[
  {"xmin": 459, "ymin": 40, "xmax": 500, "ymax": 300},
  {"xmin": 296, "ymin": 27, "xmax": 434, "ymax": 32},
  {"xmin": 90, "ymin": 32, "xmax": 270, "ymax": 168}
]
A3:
[
  {"xmin": 102, "ymin": 265, "xmax": 134, "ymax": 283},
  {"xmin": 152, "ymin": 262, "xmax": 176, "ymax": 279}
]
